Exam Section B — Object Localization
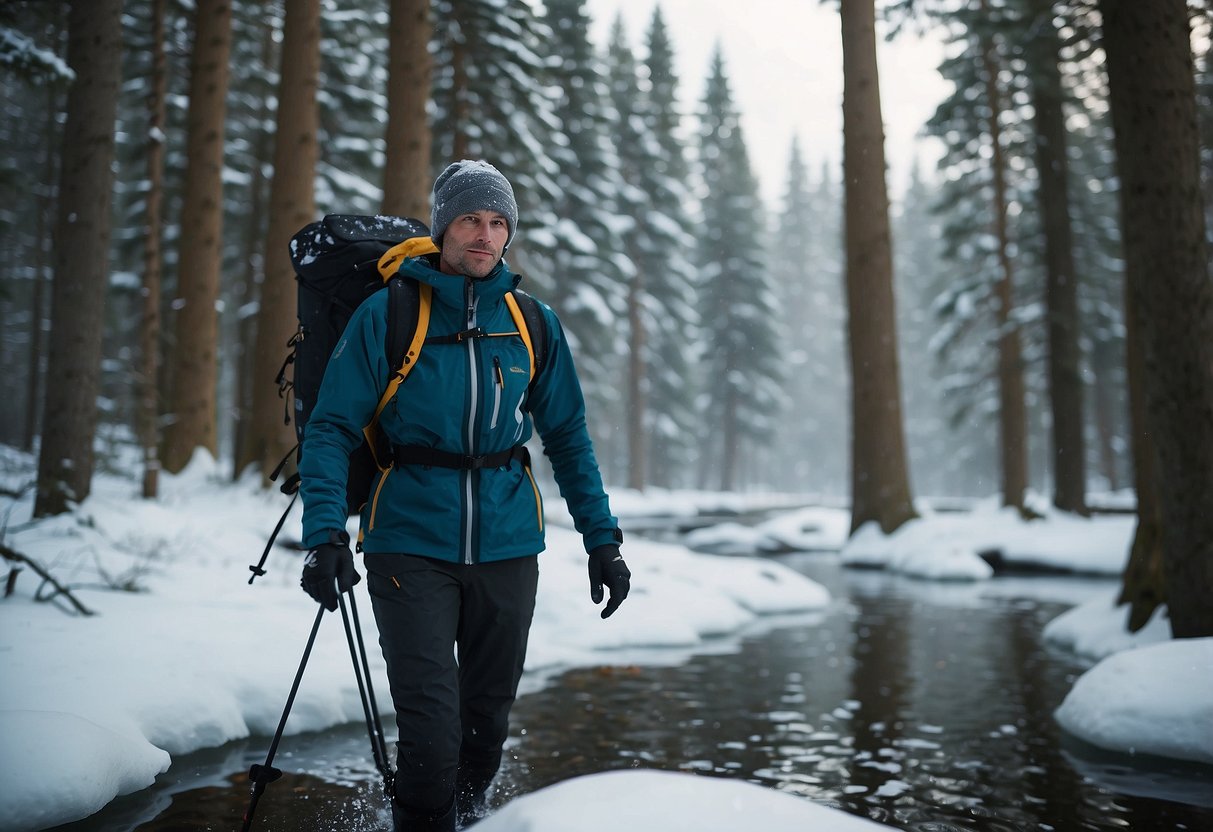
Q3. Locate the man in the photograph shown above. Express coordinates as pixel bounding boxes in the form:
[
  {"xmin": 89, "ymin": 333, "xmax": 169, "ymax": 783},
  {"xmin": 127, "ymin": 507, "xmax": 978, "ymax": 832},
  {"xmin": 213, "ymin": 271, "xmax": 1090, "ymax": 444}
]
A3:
[{"xmin": 297, "ymin": 159, "xmax": 630, "ymax": 831}]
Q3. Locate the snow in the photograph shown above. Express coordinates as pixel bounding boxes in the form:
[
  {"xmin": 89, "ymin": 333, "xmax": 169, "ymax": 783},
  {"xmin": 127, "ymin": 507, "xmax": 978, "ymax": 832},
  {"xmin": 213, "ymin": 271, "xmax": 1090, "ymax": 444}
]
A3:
[
  {"xmin": 474, "ymin": 769, "xmax": 890, "ymax": 832},
  {"xmin": 1053, "ymin": 636, "xmax": 1213, "ymax": 766},
  {"xmin": 0, "ymin": 447, "xmax": 1207, "ymax": 830},
  {"xmin": 840, "ymin": 496, "xmax": 1134, "ymax": 578}
]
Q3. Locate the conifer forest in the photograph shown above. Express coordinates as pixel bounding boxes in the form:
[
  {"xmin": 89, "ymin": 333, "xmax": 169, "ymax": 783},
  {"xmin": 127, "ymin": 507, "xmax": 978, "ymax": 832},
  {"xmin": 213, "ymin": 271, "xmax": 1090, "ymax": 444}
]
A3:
[{"xmin": 1, "ymin": 0, "xmax": 1210, "ymax": 635}]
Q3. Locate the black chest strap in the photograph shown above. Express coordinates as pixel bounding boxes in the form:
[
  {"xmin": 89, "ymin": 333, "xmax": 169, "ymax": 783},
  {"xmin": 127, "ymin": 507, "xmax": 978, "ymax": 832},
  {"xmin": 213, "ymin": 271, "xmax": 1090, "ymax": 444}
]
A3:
[{"xmin": 390, "ymin": 444, "xmax": 530, "ymax": 470}]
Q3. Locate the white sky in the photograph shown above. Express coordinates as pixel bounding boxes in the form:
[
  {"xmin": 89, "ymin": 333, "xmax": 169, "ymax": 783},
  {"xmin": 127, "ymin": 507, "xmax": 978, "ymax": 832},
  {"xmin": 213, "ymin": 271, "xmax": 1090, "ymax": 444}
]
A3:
[{"xmin": 584, "ymin": 0, "xmax": 951, "ymax": 207}]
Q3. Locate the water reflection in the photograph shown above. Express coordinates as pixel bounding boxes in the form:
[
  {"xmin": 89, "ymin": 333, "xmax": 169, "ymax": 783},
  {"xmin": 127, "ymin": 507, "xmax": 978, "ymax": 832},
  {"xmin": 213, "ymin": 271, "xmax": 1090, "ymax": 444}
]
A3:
[{"xmin": 58, "ymin": 554, "xmax": 1213, "ymax": 831}]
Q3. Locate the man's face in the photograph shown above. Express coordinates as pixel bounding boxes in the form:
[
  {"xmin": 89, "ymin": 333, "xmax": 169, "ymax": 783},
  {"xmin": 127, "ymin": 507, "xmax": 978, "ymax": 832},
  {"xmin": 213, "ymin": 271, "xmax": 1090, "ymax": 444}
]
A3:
[{"xmin": 438, "ymin": 210, "xmax": 509, "ymax": 278}]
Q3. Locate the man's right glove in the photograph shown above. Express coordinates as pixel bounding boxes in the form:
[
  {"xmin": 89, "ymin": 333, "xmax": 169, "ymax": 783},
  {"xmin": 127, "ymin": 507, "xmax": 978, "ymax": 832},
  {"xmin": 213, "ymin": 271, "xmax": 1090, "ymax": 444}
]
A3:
[
  {"xmin": 301, "ymin": 529, "xmax": 360, "ymax": 611},
  {"xmin": 588, "ymin": 544, "xmax": 630, "ymax": 619}
]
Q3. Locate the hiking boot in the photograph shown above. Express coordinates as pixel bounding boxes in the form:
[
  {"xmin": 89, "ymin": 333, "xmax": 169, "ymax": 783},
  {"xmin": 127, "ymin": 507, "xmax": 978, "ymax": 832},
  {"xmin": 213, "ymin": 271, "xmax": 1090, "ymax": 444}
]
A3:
[
  {"xmin": 455, "ymin": 786, "xmax": 487, "ymax": 828},
  {"xmin": 390, "ymin": 795, "xmax": 456, "ymax": 832},
  {"xmin": 455, "ymin": 761, "xmax": 494, "ymax": 827}
]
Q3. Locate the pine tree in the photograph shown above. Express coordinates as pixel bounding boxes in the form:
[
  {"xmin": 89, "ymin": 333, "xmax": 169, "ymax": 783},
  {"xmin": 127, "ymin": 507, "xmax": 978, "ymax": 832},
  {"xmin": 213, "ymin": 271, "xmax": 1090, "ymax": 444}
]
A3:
[
  {"xmin": 923, "ymin": 3, "xmax": 1033, "ymax": 510},
  {"xmin": 637, "ymin": 6, "xmax": 700, "ymax": 489},
  {"xmin": 225, "ymin": 1, "xmax": 282, "ymax": 471},
  {"xmin": 1023, "ymin": 0, "xmax": 1088, "ymax": 515},
  {"xmin": 770, "ymin": 140, "xmax": 848, "ymax": 495},
  {"xmin": 839, "ymin": 0, "xmax": 916, "ymax": 532},
  {"xmin": 34, "ymin": 0, "xmax": 124, "ymax": 516},
  {"xmin": 1101, "ymin": 0, "xmax": 1213, "ymax": 638},
  {"xmin": 696, "ymin": 47, "xmax": 785, "ymax": 491},
  {"xmin": 536, "ymin": 0, "xmax": 630, "ymax": 452},
  {"xmin": 137, "ymin": 0, "xmax": 168, "ymax": 498},
  {"xmin": 430, "ymin": 1, "xmax": 559, "ymax": 267},
  {"xmin": 382, "ymin": 0, "xmax": 432, "ymax": 218},
  {"xmin": 893, "ymin": 161, "xmax": 971, "ymax": 499},
  {"xmin": 604, "ymin": 16, "xmax": 650, "ymax": 489},
  {"xmin": 0, "ymin": 2, "xmax": 69, "ymax": 451},
  {"xmin": 240, "ymin": 0, "xmax": 321, "ymax": 480},
  {"xmin": 162, "ymin": 0, "xmax": 232, "ymax": 474}
]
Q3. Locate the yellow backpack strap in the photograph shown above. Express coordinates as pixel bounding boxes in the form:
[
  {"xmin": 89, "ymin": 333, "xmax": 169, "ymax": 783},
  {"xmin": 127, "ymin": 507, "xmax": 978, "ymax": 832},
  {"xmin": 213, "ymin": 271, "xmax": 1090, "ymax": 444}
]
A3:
[
  {"xmin": 504, "ymin": 291, "xmax": 536, "ymax": 380},
  {"xmin": 378, "ymin": 235, "xmax": 439, "ymax": 282},
  {"xmin": 362, "ymin": 282, "xmax": 433, "ymax": 470}
]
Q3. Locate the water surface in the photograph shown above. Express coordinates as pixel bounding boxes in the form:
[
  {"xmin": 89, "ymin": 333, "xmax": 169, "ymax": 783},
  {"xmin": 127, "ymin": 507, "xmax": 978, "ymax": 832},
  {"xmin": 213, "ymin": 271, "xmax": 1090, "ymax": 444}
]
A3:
[{"xmin": 54, "ymin": 554, "xmax": 1213, "ymax": 831}]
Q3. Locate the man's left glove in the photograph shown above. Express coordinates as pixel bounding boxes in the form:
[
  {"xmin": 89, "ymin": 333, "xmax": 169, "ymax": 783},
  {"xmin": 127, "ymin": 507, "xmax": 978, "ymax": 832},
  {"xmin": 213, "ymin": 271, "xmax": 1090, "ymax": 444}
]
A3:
[
  {"xmin": 588, "ymin": 544, "xmax": 630, "ymax": 619},
  {"xmin": 301, "ymin": 529, "xmax": 360, "ymax": 611}
]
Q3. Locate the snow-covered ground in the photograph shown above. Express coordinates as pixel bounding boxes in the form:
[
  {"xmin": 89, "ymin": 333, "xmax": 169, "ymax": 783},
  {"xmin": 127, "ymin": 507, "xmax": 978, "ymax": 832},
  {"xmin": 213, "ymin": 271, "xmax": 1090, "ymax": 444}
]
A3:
[{"xmin": 1, "ymin": 448, "xmax": 1208, "ymax": 830}]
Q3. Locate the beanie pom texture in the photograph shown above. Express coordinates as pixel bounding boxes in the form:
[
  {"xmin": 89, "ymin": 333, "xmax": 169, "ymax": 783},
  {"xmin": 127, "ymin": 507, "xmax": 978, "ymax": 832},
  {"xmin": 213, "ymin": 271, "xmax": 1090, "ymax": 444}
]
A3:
[{"xmin": 430, "ymin": 160, "xmax": 518, "ymax": 248}]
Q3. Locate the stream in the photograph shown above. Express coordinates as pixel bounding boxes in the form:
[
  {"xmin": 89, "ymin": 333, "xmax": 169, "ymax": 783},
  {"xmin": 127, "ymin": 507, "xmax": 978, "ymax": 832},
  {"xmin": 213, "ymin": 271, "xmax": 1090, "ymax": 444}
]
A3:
[{"xmin": 53, "ymin": 553, "xmax": 1213, "ymax": 831}]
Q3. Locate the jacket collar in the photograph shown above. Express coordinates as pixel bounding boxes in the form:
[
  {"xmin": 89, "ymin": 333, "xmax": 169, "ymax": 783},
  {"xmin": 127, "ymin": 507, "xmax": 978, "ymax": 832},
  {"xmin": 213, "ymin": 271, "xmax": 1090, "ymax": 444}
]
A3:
[{"xmin": 397, "ymin": 253, "xmax": 520, "ymax": 310}]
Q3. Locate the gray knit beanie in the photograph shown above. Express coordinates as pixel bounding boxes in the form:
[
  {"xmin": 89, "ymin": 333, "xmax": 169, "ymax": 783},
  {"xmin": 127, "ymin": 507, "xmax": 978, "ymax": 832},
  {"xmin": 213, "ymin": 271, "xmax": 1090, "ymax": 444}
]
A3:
[{"xmin": 429, "ymin": 160, "xmax": 518, "ymax": 248}]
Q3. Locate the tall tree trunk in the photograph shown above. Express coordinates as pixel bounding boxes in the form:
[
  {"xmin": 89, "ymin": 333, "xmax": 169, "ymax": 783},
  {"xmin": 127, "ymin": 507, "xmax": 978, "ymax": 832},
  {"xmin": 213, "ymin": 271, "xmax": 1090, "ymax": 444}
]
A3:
[
  {"xmin": 34, "ymin": 0, "xmax": 124, "ymax": 518},
  {"xmin": 231, "ymin": 5, "xmax": 278, "ymax": 478},
  {"xmin": 25, "ymin": 82, "xmax": 59, "ymax": 452},
  {"xmin": 1090, "ymin": 337, "xmax": 1122, "ymax": 493},
  {"xmin": 1027, "ymin": 0, "xmax": 1088, "ymax": 515},
  {"xmin": 839, "ymin": 0, "xmax": 916, "ymax": 535},
  {"xmin": 981, "ymin": 28, "xmax": 1028, "ymax": 512},
  {"xmin": 239, "ymin": 0, "xmax": 321, "ymax": 480},
  {"xmin": 382, "ymin": 0, "xmax": 432, "ymax": 219},
  {"xmin": 139, "ymin": 0, "xmax": 169, "ymax": 499},
  {"xmin": 626, "ymin": 269, "xmax": 646, "ymax": 490},
  {"xmin": 449, "ymin": 12, "xmax": 471, "ymax": 161},
  {"xmin": 1101, "ymin": 0, "xmax": 1213, "ymax": 638},
  {"xmin": 161, "ymin": 0, "xmax": 232, "ymax": 474},
  {"xmin": 1116, "ymin": 294, "xmax": 1164, "ymax": 631}
]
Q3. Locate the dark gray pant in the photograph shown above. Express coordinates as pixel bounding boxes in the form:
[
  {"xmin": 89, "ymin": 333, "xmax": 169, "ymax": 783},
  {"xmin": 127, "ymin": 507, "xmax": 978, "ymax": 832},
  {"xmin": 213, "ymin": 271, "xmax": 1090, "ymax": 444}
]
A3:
[{"xmin": 365, "ymin": 554, "xmax": 538, "ymax": 817}]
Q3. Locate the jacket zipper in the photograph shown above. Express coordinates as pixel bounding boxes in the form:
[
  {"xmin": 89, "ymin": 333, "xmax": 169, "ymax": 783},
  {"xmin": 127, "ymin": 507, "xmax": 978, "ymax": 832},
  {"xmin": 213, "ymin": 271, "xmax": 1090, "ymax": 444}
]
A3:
[
  {"xmin": 490, "ymin": 356, "xmax": 503, "ymax": 430},
  {"xmin": 463, "ymin": 279, "xmax": 478, "ymax": 565}
]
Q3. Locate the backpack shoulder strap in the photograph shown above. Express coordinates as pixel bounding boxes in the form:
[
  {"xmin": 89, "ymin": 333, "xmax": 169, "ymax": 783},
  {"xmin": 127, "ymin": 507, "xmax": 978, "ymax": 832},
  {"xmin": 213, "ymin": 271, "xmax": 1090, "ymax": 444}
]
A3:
[
  {"xmin": 377, "ymin": 235, "xmax": 439, "ymax": 282},
  {"xmin": 505, "ymin": 290, "xmax": 549, "ymax": 382},
  {"xmin": 362, "ymin": 276, "xmax": 432, "ymax": 469}
]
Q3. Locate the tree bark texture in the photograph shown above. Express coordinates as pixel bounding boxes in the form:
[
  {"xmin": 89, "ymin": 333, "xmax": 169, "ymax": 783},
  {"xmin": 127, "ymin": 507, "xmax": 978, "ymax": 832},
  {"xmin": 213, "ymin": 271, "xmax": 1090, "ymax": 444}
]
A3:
[
  {"xmin": 139, "ymin": 0, "xmax": 169, "ymax": 498},
  {"xmin": 382, "ymin": 0, "xmax": 433, "ymax": 219},
  {"xmin": 231, "ymin": 8, "xmax": 278, "ymax": 477},
  {"xmin": 1027, "ymin": 0, "xmax": 1088, "ymax": 515},
  {"xmin": 839, "ymin": 0, "xmax": 916, "ymax": 535},
  {"xmin": 25, "ymin": 82, "xmax": 59, "ymax": 452},
  {"xmin": 1101, "ymin": 0, "xmax": 1213, "ymax": 638},
  {"xmin": 981, "ymin": 28, "xmax": 1029, "ymax": 511},
  {"xmin": 240, "ymin": 0, "xmax": 321, "ymax": 480},
  {"xmin": 1117, "ymin": 295, "xmax": 1165, "ymax": 632},
  {"xmin": 1090, "ymin": 338, "xmax": 1122, "ymax": 493},
  {"xmin": 162, "ymin": 0, "xmax": 232, "ymax": 474},
  {"xmin": 34, "ymin": 0, "xmax": 124, "ymax": 518}
]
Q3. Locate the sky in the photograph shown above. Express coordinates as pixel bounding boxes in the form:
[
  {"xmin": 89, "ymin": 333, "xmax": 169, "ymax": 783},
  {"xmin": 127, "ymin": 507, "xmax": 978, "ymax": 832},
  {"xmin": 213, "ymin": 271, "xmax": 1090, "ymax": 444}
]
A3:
[
  {"xmin": 584, "ymin": 0, "xmax": 952, "ymax": 207},
  {"xmin": 1, "ymin": 446, "xmax": 1209, "ymax": 830}
]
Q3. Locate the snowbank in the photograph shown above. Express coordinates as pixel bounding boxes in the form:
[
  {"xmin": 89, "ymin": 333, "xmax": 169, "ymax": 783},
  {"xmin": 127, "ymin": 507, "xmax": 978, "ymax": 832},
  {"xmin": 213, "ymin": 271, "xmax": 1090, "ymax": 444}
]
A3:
[
  {"xmin": 0, "ymin": 452, "xmax": 830, "ymax": 831},
  {"xmin": 841, "ymin": 498, "xmax": 1133, "ymax": 580},
  {"xmin": 1044, "ymin": 591, "xmax": 1213, "ymax": 765},
  {"xmin": 475, "ymin": 769, "xmax": 891, "ymax": 832},
  {"xmin": 1053, "ymin": 638, "xmax": 1213, "ymax": 766}
]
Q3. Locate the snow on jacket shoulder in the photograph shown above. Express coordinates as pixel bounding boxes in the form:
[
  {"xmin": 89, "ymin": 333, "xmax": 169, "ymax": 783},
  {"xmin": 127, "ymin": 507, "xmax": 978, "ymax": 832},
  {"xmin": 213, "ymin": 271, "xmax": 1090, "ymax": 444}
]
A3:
[{"xmin": 299, "ymin": 254, "xmax": 619, "ymax": 564}]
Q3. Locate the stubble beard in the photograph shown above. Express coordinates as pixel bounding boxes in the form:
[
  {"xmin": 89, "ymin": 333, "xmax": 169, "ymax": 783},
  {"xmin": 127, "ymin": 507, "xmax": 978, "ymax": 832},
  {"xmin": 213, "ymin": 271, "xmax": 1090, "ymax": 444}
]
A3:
[{"xmin": 442, "ymin": 244, "xmax": 501, "ymax": 279}]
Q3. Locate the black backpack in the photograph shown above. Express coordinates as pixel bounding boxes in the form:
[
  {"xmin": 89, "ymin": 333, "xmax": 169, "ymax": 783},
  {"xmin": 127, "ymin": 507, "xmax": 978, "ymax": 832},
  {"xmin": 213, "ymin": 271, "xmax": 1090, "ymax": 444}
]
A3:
[{"xmin": 249, "ymin": 213, "xmax": 548, "ymax": 582}]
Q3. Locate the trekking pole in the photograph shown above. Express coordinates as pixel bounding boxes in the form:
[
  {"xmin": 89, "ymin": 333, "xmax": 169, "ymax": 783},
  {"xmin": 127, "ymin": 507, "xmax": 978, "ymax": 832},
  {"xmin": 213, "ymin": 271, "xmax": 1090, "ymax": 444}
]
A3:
[
  {"xmin": 241, "ymin": 603, "xmax": 326, "ymax": 832},
  {"xmin": 337, "ymin": 589, "xmax": 395, "ymax": 796}
]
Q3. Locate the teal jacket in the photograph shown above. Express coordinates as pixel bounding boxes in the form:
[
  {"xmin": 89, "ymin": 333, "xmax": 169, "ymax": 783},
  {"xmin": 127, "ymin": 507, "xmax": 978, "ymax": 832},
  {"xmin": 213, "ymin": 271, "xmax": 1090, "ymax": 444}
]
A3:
[{"xmin": 299, "ymin": 253, "xmax": 619, "ymax": 563}]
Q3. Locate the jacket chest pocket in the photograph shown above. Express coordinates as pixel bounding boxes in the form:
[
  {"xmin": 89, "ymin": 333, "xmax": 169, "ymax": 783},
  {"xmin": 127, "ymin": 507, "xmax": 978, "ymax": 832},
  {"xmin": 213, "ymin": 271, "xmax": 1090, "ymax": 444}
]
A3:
[{"xmin": 485, "ymin": 340, "xmax": 532, "ymax": 437}]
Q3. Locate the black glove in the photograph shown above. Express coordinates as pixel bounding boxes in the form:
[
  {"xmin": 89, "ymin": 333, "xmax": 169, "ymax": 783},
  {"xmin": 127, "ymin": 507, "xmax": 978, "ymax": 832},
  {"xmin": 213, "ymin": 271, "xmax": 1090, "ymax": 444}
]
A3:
[
  {"xmin": 588, "ymin": 544, "xmax": 630, "ymax": 619},
  {"xmin": 301, "ymin": 529, "xmax": 360, "ymax": 611}
]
